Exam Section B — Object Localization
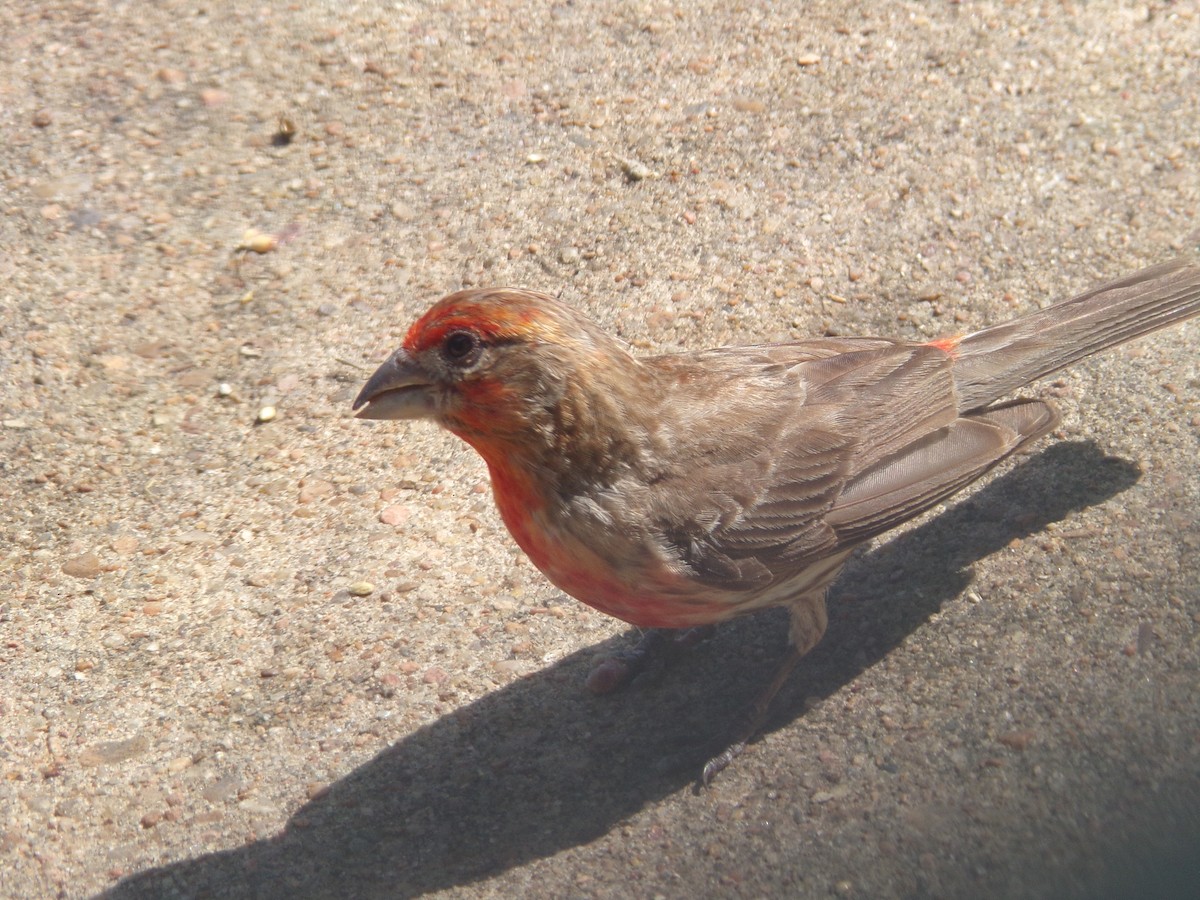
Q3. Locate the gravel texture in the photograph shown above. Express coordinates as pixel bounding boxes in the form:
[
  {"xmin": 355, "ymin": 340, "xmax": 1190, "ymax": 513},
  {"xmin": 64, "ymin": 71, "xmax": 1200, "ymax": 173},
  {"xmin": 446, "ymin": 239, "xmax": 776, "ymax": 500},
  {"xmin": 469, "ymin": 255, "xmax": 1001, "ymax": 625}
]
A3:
[{"xmin": 2, "ymin": 2, "xmax": 1198, "ymax": 898}]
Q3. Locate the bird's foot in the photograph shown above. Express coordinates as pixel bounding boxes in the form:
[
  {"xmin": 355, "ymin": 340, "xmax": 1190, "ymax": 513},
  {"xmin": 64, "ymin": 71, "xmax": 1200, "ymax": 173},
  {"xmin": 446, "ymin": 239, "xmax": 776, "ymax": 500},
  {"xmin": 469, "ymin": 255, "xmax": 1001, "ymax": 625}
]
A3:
[
  {"xmin": 701, "ymin": 741, "xmax": 747, "ymax": 786},
  {"xmin": 585, "ymin": 625, "xmax": 716, "ymax": 695},
  {"xmin": 699, "ymin": 644, "xmax": 804, "ymax": 787}
]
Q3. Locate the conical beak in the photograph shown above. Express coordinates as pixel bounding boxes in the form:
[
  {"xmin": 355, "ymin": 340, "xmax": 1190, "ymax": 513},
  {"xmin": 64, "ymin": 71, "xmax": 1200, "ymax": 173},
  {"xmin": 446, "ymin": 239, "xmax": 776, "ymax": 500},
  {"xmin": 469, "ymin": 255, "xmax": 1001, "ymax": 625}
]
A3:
[{"xmin": 352, "ymin": 349, "xmax": 437, "ymax": 420}]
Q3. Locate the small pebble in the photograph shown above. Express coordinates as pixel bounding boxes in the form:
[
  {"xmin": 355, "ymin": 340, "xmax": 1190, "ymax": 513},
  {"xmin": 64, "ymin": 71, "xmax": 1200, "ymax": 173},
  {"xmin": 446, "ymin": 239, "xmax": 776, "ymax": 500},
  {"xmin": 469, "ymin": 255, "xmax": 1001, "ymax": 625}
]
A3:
[
  {"xmin": 201, "ymin": 776, "xmax": 241, "ymax": 803},
  {"xmin": 237, "ymin": 799, "xmax": 280, "ymax": 816},
  {"xmin": 620, "ymin": 158, "xmax": 653, "ymax": 181},
  {"xmin": 997, "ymin": 730, "xmax": 1036, "ymax": 751},
  {"xmin": 101, "ymin": 631, "xmax": 129, "ymax": 650},
  {"xmin": 256, "ymin": 405, "xmax": 276, "ymax": 424},
  {"xmin": 79, "ymin": 734, "xmax": 149, "ymax": 767},
  {"xmin": 111, "ymin": 535, "xmax": 139, "ymax": 554},
  {"xmin": 379, "ymin": 505, "xmax": 410, "ymax": 526},
  {"xmin": 732, "ymin": 97, "xmax": 766, "ymax": 113},
  {"xmin": 178, "ymin": 529, "xmax": 218, "ymax": 545},
  {"xmin": 298, "ymin": 479, "xmax": 334, "ymax": 503},
  {"xmin": 348, "ymin": 581, "xmax": 375, "ymax": 597},
  {"xmin": 62, "ymin": 553, "xmax": 102, "ymax": 579}
]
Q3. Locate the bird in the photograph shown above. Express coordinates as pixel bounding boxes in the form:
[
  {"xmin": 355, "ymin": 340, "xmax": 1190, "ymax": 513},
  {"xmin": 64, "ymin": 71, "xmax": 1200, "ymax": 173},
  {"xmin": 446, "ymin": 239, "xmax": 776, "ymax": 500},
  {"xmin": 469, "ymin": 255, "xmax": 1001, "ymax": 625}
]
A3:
[{"xmin": 353, "ymin": 255, "xmax": 1200, "ymax": 782}]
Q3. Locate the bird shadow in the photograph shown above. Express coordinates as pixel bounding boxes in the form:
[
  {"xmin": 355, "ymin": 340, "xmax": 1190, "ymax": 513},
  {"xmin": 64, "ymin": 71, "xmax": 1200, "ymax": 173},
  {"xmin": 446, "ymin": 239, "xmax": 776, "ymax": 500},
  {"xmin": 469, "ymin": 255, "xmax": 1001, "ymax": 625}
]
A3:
[{"xmin": 99, "ymin": 441, "xmax": 1139, "ymax": 899}]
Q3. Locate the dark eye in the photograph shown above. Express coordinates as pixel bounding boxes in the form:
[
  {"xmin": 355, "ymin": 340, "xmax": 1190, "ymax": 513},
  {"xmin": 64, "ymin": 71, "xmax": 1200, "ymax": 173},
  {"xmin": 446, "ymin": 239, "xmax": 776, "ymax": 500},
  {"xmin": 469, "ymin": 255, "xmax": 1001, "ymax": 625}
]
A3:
[{"xmin": 441, "ymin": 330, "xmax": 480, "ymax": 365}]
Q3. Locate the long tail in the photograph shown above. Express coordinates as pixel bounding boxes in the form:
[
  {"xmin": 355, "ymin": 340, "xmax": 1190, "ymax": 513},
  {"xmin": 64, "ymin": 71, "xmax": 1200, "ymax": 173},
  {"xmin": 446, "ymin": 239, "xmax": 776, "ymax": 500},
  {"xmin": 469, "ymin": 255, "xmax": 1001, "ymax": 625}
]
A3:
[{"xmin": 952, "ymin": 255, "xmax": 1200, "ymax": 412}]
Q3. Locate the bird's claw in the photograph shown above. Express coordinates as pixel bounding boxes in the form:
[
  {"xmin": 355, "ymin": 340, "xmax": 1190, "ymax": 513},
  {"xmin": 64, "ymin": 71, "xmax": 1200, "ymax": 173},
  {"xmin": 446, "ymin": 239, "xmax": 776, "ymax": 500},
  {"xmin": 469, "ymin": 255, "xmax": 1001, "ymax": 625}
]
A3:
[{"xmin": 701, "ymin": 741, "xmax": 747, "ymax": 787}]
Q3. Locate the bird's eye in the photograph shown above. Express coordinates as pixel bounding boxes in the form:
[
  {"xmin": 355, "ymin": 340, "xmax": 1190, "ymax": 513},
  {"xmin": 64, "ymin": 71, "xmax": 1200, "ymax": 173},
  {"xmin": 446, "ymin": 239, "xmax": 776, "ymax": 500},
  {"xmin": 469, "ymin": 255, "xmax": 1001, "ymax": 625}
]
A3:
[{"xmin": 441, "ymin": 330, "xmax": 480, "ymax": 365}]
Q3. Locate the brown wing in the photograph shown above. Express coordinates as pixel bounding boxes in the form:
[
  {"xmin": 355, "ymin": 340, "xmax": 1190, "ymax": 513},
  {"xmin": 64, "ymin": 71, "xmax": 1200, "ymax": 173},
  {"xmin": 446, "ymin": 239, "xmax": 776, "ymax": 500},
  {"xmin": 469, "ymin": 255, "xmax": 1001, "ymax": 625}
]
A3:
[
  {"xmin": 641, "ymin": 340, "xmax": 1056, "ymax": 592},
  {"xmin": 827, "ymin": 399, "xmax": 1058, "ymax": 543}
]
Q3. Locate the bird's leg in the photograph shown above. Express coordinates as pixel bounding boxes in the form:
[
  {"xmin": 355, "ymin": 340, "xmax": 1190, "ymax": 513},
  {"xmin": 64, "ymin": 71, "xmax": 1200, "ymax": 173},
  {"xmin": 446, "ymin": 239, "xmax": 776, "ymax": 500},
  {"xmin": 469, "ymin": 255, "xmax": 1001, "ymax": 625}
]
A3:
[
  {"xmin": 586, "ymin": 625, "xmax": 716, "ymax": 694},
  {"xmin": 700, "ymin": 587, "xmax": 832, "ymax": 785},
  {"xmin": 701, "ymin": 644, "xmax": 804, "ymax": 786}
]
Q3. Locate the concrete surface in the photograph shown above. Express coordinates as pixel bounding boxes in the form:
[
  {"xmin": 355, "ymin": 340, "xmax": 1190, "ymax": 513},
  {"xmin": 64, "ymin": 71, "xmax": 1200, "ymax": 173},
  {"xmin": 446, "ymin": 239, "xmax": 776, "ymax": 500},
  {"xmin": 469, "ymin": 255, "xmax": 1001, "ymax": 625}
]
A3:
[{"xmin": 1, "ymin": 1, "xmax": 1198, "ymax": 897}]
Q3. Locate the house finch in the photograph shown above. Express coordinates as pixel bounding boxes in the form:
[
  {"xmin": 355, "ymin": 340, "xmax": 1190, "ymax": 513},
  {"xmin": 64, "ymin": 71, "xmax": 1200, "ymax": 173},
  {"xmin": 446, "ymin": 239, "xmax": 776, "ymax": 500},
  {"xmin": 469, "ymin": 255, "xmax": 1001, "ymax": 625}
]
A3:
[{"xmin": 353, "ymin": 256, "xmax": 1200, "ymax": 782}]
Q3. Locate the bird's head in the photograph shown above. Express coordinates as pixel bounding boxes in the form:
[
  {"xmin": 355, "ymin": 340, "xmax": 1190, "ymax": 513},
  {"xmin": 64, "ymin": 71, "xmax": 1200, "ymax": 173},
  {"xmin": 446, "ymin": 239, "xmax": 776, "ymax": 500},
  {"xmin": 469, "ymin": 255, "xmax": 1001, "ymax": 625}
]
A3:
[{"xmin": 353, "ymin": 289, "xmax": 636, "ymax": 453}]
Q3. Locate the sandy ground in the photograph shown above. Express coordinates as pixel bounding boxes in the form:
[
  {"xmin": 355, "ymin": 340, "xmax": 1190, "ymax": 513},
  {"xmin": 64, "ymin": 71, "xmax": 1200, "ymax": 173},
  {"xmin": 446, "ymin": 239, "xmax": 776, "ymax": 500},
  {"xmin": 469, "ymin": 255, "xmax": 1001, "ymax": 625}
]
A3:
[{"xmin": 2, "ymin": 1, "xmax": 1199, "ymax": 897}]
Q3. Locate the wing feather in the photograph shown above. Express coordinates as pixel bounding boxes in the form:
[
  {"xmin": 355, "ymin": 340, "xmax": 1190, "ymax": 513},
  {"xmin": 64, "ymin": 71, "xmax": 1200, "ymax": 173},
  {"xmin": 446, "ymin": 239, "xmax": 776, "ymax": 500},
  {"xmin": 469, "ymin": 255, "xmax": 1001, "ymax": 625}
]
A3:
[{"xmin": 639, "ymin": 342, "xmax": 1057, "ymax": 594}]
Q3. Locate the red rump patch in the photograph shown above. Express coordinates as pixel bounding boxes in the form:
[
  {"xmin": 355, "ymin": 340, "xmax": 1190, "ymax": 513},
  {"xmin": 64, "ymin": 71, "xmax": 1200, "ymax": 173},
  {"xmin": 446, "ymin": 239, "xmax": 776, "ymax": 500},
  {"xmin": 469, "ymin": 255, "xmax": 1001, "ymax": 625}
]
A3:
[{"xmin": 926, "ymin": 335, "xmax": 963, "ymax": 357}]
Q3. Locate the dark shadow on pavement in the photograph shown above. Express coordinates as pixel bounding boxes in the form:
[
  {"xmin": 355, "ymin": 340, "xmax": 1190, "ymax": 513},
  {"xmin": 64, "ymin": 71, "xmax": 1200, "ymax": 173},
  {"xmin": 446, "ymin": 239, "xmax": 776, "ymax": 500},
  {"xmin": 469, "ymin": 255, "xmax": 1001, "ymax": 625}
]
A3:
[{"xmin": 99, "ymin": 441, "xmax": 1152, "ymax": 899}]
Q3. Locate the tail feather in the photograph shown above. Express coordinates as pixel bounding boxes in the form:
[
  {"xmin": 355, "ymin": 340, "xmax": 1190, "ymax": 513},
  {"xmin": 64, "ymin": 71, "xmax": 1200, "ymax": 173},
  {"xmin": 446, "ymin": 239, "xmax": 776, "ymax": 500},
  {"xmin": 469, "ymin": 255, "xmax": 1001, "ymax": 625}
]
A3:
[{"xmin": 953, "ymin": 256, "xmax": 1200, "ymax": 412}]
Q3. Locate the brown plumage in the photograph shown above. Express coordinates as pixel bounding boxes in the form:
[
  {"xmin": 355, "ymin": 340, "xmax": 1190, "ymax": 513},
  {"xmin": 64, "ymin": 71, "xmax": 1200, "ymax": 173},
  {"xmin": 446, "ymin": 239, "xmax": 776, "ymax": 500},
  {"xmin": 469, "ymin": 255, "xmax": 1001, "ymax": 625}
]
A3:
[{"xmin": 354, "ymin": 255, "xmax": 1200, "ymax": 781}]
